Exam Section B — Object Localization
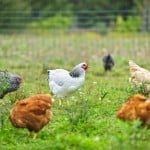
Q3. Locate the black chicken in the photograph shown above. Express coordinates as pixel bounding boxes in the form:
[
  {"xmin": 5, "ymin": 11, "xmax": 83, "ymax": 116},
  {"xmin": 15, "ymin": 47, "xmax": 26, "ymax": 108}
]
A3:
[
  {"xmin": 0, "ymin": 70, "xmax": 22, "ymax": 98},
  {"xmin": 102, "ymin": 54, "xmax": 114, "ymax": 71}
]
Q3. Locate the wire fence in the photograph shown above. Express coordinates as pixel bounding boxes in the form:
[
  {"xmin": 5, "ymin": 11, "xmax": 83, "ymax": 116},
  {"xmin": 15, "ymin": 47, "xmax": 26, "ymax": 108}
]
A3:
[
  {"xmin": 0, "ymin": 9, "xmax": 150, "ymax": 33},
  {"xmin": 0, "ymin": 10, "xmax": 150, "ymax": 62}
]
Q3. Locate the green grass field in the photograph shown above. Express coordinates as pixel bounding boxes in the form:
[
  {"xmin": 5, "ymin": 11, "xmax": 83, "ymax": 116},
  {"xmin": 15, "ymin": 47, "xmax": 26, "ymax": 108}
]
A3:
[{"xmin": 0, "ymin": 32, "xmax": 150, "ymax": 150}]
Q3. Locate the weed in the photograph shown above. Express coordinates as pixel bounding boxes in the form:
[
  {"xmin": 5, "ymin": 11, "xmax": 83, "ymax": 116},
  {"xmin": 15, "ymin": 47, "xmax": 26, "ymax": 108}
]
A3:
[{"xmin": 0, "ymin": 32, "xmax": 150, "ymax": 149}]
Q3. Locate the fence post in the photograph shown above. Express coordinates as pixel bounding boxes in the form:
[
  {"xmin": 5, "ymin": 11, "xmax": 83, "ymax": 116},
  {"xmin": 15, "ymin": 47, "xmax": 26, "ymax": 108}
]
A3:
[{"xmin": 142, "ymin": 0, "xmax": 150, "ymax": 32}]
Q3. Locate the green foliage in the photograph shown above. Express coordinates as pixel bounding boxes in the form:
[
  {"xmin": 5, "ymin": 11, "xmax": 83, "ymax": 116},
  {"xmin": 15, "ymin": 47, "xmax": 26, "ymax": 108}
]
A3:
[
  {"xmin": 0, "ymin": 33, "xmax": 150, "ymax": 149},
  {"xmin": 0, "ymin": 0, "xmax": 31, "ymax": 30},
  {"xmin": 27, "ymin": 15, "xmax": 72, "ymax": 30},
  {"xmin": 128, "ymin": 81, "xmax": 149, "ymax": 96},
  {"xmin": 72, "ymin": 0, "xmax": 134, "ymax": 10},
  {"xmin": 0, "ymin": 71, "xmax": 9, "ymax": 96},
  {"xmin": 115, "ymin": 15, "xmax": 141, "ymax": 32},
  {"xmin": 0, "ymin": 0, "xmax": 144, "ymax": 32}
]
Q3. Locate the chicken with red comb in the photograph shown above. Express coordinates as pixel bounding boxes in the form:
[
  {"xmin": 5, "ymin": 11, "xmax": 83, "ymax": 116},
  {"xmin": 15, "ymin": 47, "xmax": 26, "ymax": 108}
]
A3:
[{"xmin": 47, "ymin": 62, "xmax": 88, "ymax": 105}]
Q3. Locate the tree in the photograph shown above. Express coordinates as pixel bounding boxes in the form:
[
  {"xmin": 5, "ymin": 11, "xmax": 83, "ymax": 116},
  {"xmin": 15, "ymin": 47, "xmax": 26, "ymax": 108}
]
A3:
[{"xmin": 0, "ymin": 0, "xmax": 31, "ymax": 30}]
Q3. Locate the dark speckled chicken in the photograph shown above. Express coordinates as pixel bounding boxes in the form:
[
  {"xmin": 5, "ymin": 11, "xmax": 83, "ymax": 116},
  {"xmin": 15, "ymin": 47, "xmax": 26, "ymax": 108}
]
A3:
[
  {"xmin": 102, "ymin": 54, "xmax": 114, "ymax": 71},
  {"xmin": 0, "ymin": 70, "xmax": 22, "ymax": 98}
]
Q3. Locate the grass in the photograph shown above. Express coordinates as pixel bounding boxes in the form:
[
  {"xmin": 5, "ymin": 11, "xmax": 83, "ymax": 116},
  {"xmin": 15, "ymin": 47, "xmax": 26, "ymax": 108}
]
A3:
[{"xmin": 0, "ymin": 31, "xmax": 150, "ymax": 150}]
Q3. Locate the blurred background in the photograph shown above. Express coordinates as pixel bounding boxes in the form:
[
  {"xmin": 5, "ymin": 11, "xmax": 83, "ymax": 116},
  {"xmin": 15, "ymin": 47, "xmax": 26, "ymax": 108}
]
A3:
[
  {"xmin": 0, "ymin": 0, "xmax": 149, "ymax": 66},
  {"xmin": 0, "ymin": 0, "xmax": 150, "ymax": 34},
  {"xmin": 0, "ymin": 0, "xmax": 150, "ymax": 33}
]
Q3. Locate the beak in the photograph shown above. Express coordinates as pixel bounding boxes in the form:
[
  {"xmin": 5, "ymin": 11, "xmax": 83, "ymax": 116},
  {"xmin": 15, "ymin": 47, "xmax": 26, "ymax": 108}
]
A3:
[
  {"xmin": 17, "ymin": 78, "xmax": 23, "ymax": 84},
  {"xmin": 86, "ymin": 65, "xmax": 90, "ymax": 70}
]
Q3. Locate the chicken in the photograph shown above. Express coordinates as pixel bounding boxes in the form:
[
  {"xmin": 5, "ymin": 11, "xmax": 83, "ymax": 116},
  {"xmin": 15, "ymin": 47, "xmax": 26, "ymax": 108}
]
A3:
[
  {"xmin": 116, "ymin": 94, "xmax": 150, "ymax": 127},
  {"xmin": 0, "ymin": 70, "xmax": 22, "ymax": 99},
  {"xmin": 129, "ymin": 60, "xmax": 150, "ymax": 93},
  {"xmin": 102, "ymin": 54, "xmax": 114, "ymax": 71},
  {"xmin": 9, "ymin": 94, "xmax": 54, "ymax": 139},
  {"xmin": 47, "ymin": 62, "xmax": 88, "ymax": 105}
]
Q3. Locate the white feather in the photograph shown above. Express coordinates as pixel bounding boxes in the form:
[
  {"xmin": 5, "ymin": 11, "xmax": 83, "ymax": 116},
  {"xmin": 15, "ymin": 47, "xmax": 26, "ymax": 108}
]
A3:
[{"xmin": 47, "ymin": 64, "xmax": 87, "ymax": 98}]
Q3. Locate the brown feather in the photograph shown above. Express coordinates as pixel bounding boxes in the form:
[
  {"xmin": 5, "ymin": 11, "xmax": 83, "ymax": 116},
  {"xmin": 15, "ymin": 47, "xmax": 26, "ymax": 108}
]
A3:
[
  {"xmin": 116, "ymin": 94, "xmax": 150, "ymax": 127},
  {"xmin": 9, "ymin": 94, "xmax": 53, "ymax": 134}
]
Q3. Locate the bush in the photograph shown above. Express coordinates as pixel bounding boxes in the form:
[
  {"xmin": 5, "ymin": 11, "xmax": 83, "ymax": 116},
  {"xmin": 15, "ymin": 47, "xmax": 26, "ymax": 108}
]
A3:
[
  {"xmin": 27, "ymin": 14, "xmax": 72, "ymax": 30},
  {"xmin": 115, "ymin": 15, "xmax": 141, "ymax": 32}
]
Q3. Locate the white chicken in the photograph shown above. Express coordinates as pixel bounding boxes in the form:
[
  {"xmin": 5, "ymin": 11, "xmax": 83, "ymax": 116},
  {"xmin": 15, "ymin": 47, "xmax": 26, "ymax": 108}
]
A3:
[
  {"xmin": 47, "ymin": 62, "xmax": 88, "ymax": 105},
  {"xmin": 129, "ymin": 60, "xmax": 150, "ymax": 93}
]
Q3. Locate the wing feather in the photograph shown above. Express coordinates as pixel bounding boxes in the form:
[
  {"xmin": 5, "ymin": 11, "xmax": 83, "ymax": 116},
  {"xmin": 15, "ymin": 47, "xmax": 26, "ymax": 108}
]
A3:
[{"xmin": 48, "ymin": 69, "xmax": 85, "ymax": 97}]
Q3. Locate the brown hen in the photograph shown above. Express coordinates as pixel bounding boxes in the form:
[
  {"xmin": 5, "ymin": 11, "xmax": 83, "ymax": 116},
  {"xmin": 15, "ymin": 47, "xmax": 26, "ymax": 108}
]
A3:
[
  {"xmin": 9, "ymin": 94, "xmax": 54, "ymax": 139},
  {"xmin": 116, "ymin": 94, "xmax": 150, "ymax": 127}
]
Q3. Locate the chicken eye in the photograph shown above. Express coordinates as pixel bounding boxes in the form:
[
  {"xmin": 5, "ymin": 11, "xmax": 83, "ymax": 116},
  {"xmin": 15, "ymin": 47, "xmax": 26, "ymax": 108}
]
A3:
[{"xmin": 82, "ymin": 64, "xmax": 86, "ymax": 67}]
